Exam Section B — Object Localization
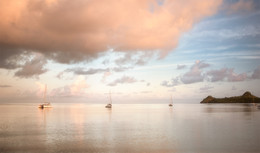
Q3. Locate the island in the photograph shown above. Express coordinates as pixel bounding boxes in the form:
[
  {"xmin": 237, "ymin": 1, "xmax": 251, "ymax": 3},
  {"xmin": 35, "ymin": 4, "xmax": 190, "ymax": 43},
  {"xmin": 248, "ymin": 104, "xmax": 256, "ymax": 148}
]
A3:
[{"xmin": 200, "ymin": 91, "xmax": 260, "ymax": 103}]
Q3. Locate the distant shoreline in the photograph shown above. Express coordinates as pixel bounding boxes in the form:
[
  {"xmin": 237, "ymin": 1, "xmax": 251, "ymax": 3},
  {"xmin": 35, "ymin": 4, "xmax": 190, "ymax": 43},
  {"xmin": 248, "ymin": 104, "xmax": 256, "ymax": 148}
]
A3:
[{"xmin": 200, "ymin": 91, "xmax": 260, "ymax": 104}]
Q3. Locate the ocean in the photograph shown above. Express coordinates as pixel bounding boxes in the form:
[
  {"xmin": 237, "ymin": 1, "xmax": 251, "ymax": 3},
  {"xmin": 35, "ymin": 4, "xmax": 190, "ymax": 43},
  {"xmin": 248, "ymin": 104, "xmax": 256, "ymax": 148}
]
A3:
[{"xmin": 0, "ymin": 103, "xmax": 260, "ymax": 153}]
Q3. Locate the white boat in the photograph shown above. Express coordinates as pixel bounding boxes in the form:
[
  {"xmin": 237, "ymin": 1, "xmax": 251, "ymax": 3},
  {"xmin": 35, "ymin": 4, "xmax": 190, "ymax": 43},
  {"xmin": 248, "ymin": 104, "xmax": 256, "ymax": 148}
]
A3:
[
  {"xmin": 105, "ymin": 91, "xmax": 112, "ymax": 108},
  {"xmin": 38, "ymin": 84, "xmax": 52, "ymax": 109},
  {"xmin": 169, "ymin": 95, "xmax": 173, "ymax": 107}
]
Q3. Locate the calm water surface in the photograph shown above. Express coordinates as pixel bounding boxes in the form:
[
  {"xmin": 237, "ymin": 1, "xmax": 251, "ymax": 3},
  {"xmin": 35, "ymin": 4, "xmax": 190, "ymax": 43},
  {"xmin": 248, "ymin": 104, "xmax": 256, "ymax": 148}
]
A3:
[{"xmin": 0, "ymin": 103, "xmax": 260, "ymax": 153}]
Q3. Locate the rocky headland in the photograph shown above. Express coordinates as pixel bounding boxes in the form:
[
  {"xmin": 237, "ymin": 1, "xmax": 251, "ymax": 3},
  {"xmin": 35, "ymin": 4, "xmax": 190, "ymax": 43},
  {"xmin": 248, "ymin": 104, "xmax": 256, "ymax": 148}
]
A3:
[{"xmin": 200, "ymin": 91, "xmax": 260, "ymax": 103}]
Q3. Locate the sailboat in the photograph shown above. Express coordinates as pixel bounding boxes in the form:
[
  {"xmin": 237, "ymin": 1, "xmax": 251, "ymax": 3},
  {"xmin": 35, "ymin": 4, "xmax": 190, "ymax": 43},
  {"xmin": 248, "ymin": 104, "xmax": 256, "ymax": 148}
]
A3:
[
  {"xmin": 169, "ymin": 95, "xmax": 173, "ymax": 107},
  {"xmin": 105, "ymin": 91, "xmax": 112, "ymax": 108},
  {"xmin": 38, "ymin": 84, "xmax": 52, "ymax": 109}
]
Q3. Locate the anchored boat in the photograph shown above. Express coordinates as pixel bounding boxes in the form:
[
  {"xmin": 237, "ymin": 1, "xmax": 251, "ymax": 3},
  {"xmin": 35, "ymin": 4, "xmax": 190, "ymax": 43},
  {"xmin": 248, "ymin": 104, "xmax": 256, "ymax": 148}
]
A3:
[{"xmin": 38, "ymin": 84, "xmax": 52, "ymax": 109}]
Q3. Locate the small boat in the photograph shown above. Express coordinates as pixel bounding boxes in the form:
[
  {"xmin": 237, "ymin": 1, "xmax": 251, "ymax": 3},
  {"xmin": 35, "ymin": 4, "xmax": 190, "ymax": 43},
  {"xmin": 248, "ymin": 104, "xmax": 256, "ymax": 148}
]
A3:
[
  {"xmin": 169, "ymin": 95, "xmax": 173, "ymax": 107},
  {"xmin": 38, "ymin": 84, "xmax": 52, "ymax": 109},
  {"xmin": 105, "ymin": 103, "xmax": 112, "ymax": 108},
  {"xmin": 105, "ymin": 91, "xmax": 112, "ymax": 108},
  {"xmin": 39, "ymin": 103, "xmax": 52, "ymax": 109}
]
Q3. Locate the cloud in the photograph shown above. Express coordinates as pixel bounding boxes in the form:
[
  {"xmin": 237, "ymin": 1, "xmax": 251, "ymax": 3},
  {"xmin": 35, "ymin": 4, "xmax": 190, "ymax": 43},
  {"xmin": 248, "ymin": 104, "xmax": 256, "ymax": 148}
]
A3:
[
  {"xmin": 14, "ymin": 53, "xmax": 47, "ymax": 78},
  {"xmin": 206, "ymin": 68, "xmax": 228, "ymax": 82},
  {"xmin": 251, "ymin": 66, "xmax": 260, "ymax": 79},
  {"xmin": 108, "ymin": 76, "xmax": 137, "ymax": 86},
  {"xmin": 140, "ymin": 79, "xmax": 151, "ymax": 87},
  {"xmin": 102, "ymin": 59, "xmax": 110, "ymax": 65},
  {"xmin": 12, "ymin": 82, "xmax": 46, "ymax": 99},
  {"xmin": 0, "ymin": 51, "xmax": 48, "ymax": 78},
  {"xmin": 0, "ymin": 85, "xmax": 12, "ymax": 88},
  {"xmin": 177, "ymin": 64, "xmax": 186, "ymax": 70},
  {"xmin": 161, "ymin": 78, "xmax": 180, "ymax": 87},
  {"xmin": 180, "ymin": 60, "xmax": 210, "ymax": 84},
  {"xmin": 0, "ymin": 49, "xmax": 23, "ymax": 69},
  {"xmin": 228, "ymin": 0, "xmax": 254, "ymax": 14},
  {"xmin": 0, "ymin": 0, "xmax": 222, "ymax": 65},
  {"xmin": 114, "ymin": 51, "xmax": 155, "ymax": 66},
  {"xmin": 65, "ymin": 68, "xmax": 109, "ymax": 75},
  {"xmin": 178, "ymin": 61, "xmax": 247, "ymax": 84},
  {"xmin": 112, "ymin": 67, "xmax": 132, "ymax": 72},
  {"xmin": 70, "ymin": 76, "xmax": 88, "ymax": 95},
  {"xmin": 226, "ymin": 69, "xmax": 247, "ymax": 82},
  {"xmin": 161, "ymin": 60, "xmax": 210, "ymax": 87},
  {"xmin": 161, "ymin": 80, "xmax": 170, "ymax": 87},
  {"xmin": 101, "ymin": 71, "xmax": 112, "ymax": 83},
  {"xmin": 168, "ymin": 88, "xmax": 176, "ymax": 92},
  {"xmin": 115, "ymin": 53, "xmax": 133, "ymax": 66},
  {"xmin": 56, "ymin": 71, "xmax": 65, "ymax": 79},
  {"xmin": 161, "ymin": 60, "xmax": 253, "ymax": 88},
  {"xmin": 200, "ymin": 85, "xmax": 214, "ymax": 93},
  {"xmin": 140, "ymin": 91, "xmax": 152, "ymax": 94},
  {"xmin": 50, "ymin": 76, "xmax": 87, "ymax": 97},
  {"xmin": 60, "ymin": 66, "xmax": 132, "ymax": 78},
  {"xmin": 207, "ymin": 68, "xmax": 247, "ymax": 82},
  {"xmin": 35, "ymin": 82, "xmax": 46, "ymax": 98}
]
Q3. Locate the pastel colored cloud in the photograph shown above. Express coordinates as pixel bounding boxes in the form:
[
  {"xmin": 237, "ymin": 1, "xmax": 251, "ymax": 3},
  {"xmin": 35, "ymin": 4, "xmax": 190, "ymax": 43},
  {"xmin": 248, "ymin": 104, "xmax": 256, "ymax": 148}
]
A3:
[
  {"xmin": 108, "ymin": 76, "xmax": 137, "ymax": 86},
  {"xmin": 50, "ymin": 76, "xmax": 87, "ymax": 97},
  {"xmin": 161, "ymin": 61, "xmax": 259, "ymax": 87},
  {"xmin": 251, "ymin": 66, "xmax": 260, "ymax": 79},
  {"xmin": 161, "ymin": 60, "xmax": 210, "ymax": 87},
  {"xmin": 207, "ymin": 68, "xmax": 247, "ymax": 82},
  {"xmin": 229, "ymin": 0, "xmax": 254, "ymax": 13},
  {"xmin": 177, "ymin": 64, "xmax": 187, "ymax": 70},
  {"xmin": 180, "ymin": 60, "xmax": 210, "ymax": 84},
  {"xmin": 0, "ymin": 0, "xmax": 222, "ymax": 67},
  {"xmin": 59, "ymin": 66, "xmax": 132, "ymax": 78},
  {"xmin": 200, "ymin": 85, "xmax": 214, "ymax": 93},
  {"xmin": 14, "ymin": 53, "xmax": 47, "ymax": 79},
  {"xmin": 35, "ymin": 82, "xmax": 46, "ymax": 98},
  {"xmin": 0, "ymin": 85, "xmax": 12, "ymax": 88}
]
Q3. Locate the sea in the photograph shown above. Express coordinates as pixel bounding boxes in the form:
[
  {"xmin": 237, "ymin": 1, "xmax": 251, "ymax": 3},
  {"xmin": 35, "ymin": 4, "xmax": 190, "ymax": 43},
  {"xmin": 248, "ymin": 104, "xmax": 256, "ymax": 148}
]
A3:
[{"xmin": 0, "ymin": 103, "xmax": 260, "ymax": 153}]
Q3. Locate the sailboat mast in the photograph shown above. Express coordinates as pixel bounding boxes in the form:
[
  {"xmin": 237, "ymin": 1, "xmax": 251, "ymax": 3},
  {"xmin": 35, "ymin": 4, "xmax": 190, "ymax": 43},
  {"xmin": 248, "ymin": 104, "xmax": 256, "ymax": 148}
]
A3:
[
  {"xmin": 171, "ymin": 95, "xmax": 173, "ymax": 104},
  {"xmin": 109, "ymin": 91, "xmax": 112, "ymax": 104},
  {"xmin": 44, "ymin": 84, "xmax": 47, "ymax": 103}
]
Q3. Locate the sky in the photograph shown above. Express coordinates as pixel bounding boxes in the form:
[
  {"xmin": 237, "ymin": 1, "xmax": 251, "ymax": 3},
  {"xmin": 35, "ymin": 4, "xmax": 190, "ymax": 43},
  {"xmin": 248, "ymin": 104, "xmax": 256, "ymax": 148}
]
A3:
[{"xmin": 0, "ymin": 0, "xmax": 260, "ymax": 103}]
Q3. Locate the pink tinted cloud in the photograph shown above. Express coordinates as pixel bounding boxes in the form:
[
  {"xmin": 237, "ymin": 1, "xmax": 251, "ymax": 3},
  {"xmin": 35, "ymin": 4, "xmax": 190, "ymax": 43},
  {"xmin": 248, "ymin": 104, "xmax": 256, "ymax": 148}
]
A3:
[
  {"xmin": 251, "ymin": 66, "xmax": 260, "ymax": 79},
  {"xmin": 50, "ymin": 76, "xmax": 87, "ymax": 97},
  {"xmin": 101, "ymin": 71, "xmax": 112, "ymax": 83},
  {"xmin": 14, "ymin": 53, "xmax": 47, "ymax": 79},
  {"xmin": 35, "ymin": 82, "xmax": 45, "ymax": 98},
  {"xmin": 229, "ymin": 0, "xmax": 254, "ymax": 13},
  {"xmin": 108, "ymin": 76, "xmax": 137, "ymax": 86},
  {"xmin": 0, "ymin": 0, "xmax": 222, "ymax": 63},
  {"xmin": 207, "ymin": 68, "xmax": 248, "ymax": 82},
  {"xmin": 161, "ymin": 61, "xmax": 253, "ymax": 88},
  {"xmin": 161, "ymin": 60, "xmax": 210, "ymax": 86},
  {"xmin": 180, "ymin": 60, "xmax": 210, "ymax": 84}
]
